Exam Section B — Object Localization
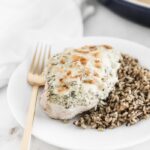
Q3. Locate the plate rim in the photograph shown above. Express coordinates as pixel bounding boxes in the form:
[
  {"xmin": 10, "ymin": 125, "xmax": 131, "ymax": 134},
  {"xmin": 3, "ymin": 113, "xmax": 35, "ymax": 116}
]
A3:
[{"xmin": 7, "ymin": 36, "xmax": 150, "ymax": 150}]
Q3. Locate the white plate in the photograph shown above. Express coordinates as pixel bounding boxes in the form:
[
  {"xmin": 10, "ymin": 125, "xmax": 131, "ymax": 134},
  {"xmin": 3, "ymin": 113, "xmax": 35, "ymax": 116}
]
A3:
[{"xmin": 7, "ymin": 37, "xmax": 150, "ymax": 150}]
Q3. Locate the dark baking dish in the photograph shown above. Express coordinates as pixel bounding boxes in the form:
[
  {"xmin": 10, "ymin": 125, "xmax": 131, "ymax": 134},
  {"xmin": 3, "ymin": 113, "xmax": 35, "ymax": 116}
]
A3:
[{"xmin": 98, "ymin": 0, "xmax": 150, "ymax": 26}]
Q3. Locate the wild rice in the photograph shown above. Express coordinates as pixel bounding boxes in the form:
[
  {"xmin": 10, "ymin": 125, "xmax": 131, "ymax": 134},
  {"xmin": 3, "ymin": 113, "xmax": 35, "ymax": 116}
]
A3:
[{"xmin": 74, "ymin": 54, "xmax": 150, "ymax": 130}]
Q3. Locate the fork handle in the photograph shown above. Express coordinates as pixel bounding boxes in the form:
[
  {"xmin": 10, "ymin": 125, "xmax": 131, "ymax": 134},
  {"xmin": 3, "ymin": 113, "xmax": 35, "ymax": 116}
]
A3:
[{"xmin": 20, "ymin": 86, "xmax": 39, "ymax": 150}]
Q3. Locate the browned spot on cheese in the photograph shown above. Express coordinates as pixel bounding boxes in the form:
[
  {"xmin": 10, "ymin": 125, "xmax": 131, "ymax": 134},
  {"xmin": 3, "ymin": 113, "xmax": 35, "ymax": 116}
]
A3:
[
  {"xmin": 75, "ymin": 49, "xmax": 89, "ymax": 54},
  {"xmin": 72, "ymin": 55, "xmax": 81, "ymax": 62},
  {"xmin": 57, "ymin": 85, "xmax": 68, "ymax": 93},
  {"xmin": 95, "ymin": 60, "xmax": 100, "ymax": 63},
  {"xmin": 101, "ymin": 44, "xmax": 112, "ymax": 50},
  {"xmin": 59, "ymin": 78, "xmax": 64, "ymax": 82},
  {"xmin": 72, "ymin": 55, "xmax": 88, "ymax": 65},
  {"xmin": 60, "ymin": 58, "xmax": 65, "ymax": 64},
  {"xmin": 71, "ymin": 75, "xmax": 82, "ymax": 79},
  {"xmin": 95, "ymin": 62, "xmax": 101, "ymax": 68},
  {"xmin": 85, "ymin": 68, "xmax": 90, "ymax": 76},
  {"xmin": 89, "ymin": 46, "xmax": 97, "ymax": 51},
  {"xmin": 80, "ymin": 57, "xmax": 87, "ymax": 65},
  {"xmin": 71, "ymin": 62, "xmax": 79, "ymax": 67},
  {"xmin": 94, "ymin": 71, "xmax": 99, "ymax": 77},
  {"xmin": 92, "ymin": 51, "xmax": 100, "ymax": 58},
  {"xmin": 83, "ymin": 79, "xmax": 95, "ymax": 84},
  {"xmin": 66, "ymin": 70, "xmax": 72, "ymax": 76}
]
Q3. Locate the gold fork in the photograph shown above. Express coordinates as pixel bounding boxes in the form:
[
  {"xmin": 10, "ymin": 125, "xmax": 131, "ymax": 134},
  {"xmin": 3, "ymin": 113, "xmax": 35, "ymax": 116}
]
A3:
[{"xmin": 20, "ymin": 43, "xmax": 50, "ymax": 150}]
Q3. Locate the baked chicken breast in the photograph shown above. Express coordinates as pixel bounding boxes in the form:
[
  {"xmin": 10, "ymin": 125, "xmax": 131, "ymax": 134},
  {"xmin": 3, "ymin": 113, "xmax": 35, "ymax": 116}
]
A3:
[{"xmin": 40, "ymin": 45, "xmax": 120, "ymax": 120}]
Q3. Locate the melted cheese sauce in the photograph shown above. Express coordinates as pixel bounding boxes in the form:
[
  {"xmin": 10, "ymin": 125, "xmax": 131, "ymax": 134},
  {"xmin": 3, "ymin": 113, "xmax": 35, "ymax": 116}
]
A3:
[{"xmin": 45, "ymin": 45, "xmax": 120, "ymax": 109}]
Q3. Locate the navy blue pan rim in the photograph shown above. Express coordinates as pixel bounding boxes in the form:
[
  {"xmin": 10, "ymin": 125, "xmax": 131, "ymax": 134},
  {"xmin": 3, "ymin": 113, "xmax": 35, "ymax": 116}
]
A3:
[{"xmin": 98, "ymin": 0, "xmax": 150, "ymax": 27}]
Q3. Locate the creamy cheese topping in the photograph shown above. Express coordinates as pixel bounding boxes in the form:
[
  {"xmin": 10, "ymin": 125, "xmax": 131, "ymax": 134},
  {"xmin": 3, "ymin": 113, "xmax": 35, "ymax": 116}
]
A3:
[{"xmin": 45, "ymin": 45, "xmax": 120, "ymax": 109}]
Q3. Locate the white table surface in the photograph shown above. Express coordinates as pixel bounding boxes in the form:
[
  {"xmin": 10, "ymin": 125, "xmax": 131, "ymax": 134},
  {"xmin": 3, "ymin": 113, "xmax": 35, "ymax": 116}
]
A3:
[{"xmin": 0, "ymin": 2, "xmax": 150, "ymax": 150}]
